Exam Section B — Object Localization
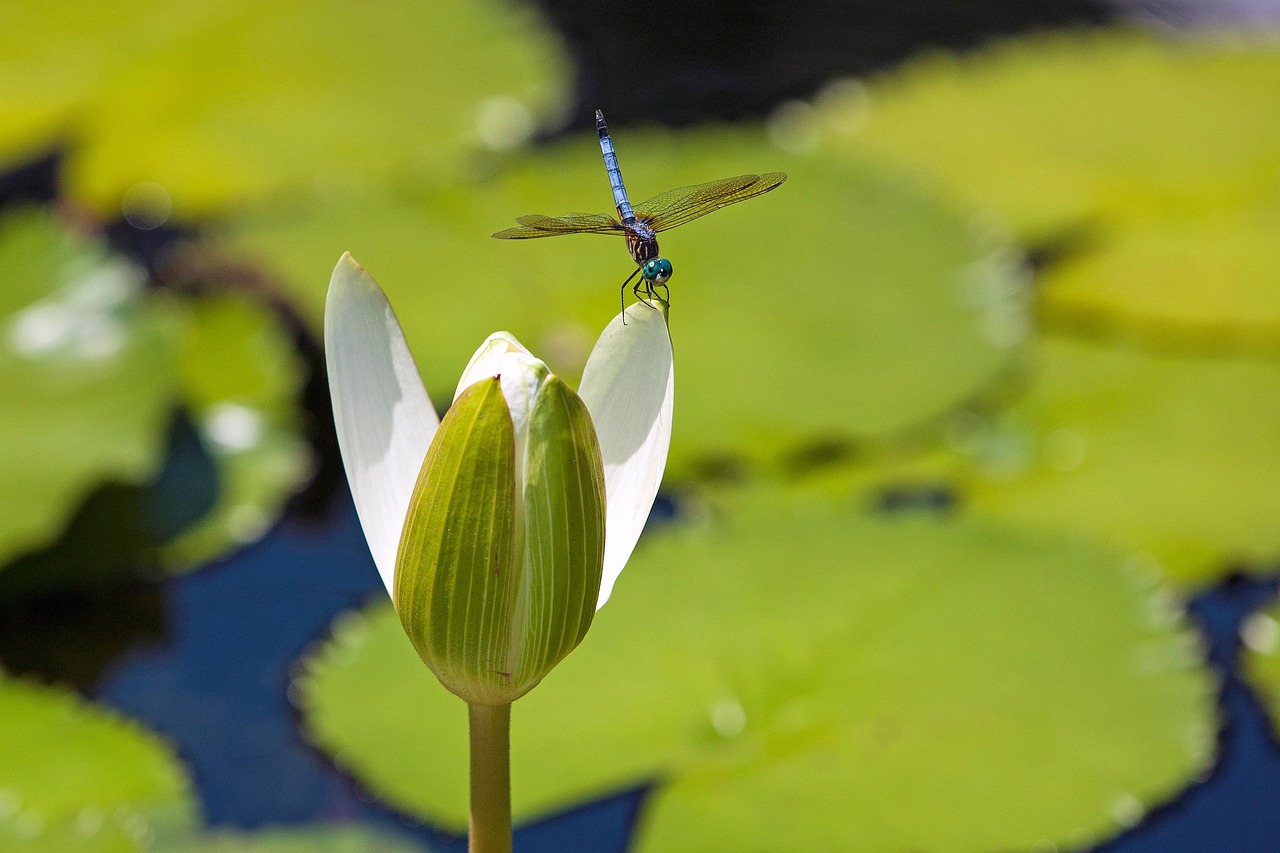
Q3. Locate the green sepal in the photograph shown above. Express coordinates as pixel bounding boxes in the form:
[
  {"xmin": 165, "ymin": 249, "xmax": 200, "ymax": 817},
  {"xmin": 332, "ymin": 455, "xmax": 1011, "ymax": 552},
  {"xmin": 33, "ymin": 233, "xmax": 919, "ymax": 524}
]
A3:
[
  {"xmin": 392, "ymin": 374, "xmax": 606, "ymax": 706},
  {"xmin": 394, "ymin": 376, "xmax": 519, "ymax": 705},
  {"xmin": 512, "ymin": 376, "xmax": 606, "ymax": 690}
]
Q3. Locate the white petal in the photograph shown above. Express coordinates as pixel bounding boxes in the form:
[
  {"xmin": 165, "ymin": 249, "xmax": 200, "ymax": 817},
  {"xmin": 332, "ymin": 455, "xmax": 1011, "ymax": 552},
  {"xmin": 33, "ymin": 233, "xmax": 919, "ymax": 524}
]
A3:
[
  {"xmin": 456, "ymin": 333, "xmax": 549, "ymax": 445},
  {"xmin": 454, "ymin": 332, "xmax": 532, "ymax": 401},
  {"xmin": 325, "ymin": 253, "xmax": 439, "ymax": 596},
  {"xmin": 578, "ymin": 301, "xmax": 674, "ymax": 608},
  {"xmin": 495, "ymin": 352, "xmax": 550, "ymax": 443}
]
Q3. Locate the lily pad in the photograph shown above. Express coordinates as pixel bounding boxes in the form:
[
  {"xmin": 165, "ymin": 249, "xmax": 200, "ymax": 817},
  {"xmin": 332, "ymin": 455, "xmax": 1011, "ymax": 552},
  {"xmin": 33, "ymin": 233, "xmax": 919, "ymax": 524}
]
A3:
[
  {"xmin": 829, "ymin": 31, "xmax": 1280, "ymax": 350},
  {"xmin": 298, "ymin": 489, "xmax": 1213, "ymax": 853},
  {"xmin": 0, "ymin": 672, "xmax": 193, "ymax": 852},
  {"xmin": 954, "ymin": 335, "xmax": 1280, "ymax": 585},
  {"xmin": 1242, "ymin": 601, "xmax": 1280, "ymax": 739},
  {"xmin": 160, "ymin": 292, "xmax": 312, "ymax": 570},
  {"xmin": 0, "ymin": 207, "xmax": 176, "ymax": 569},
  {"xmin": 0, "ymin": 207, "xmax": 310, "ymax": 581},
  {"xmin": 1038, "ymin": 212, "xmax": 1280, "ymax": 355},
  {"xmin": 225, "ymin": 129, "xmax": 1027, "ymax": 470},
  {"xmin": 0, "ymin": 0, "xmax": 568, "ymax": 213},
  {"xmin": 0, "ymin": 1, "xmax": 209, "ymax": 166},
  {"xmin": 838, "ymin": 31, "xmax": 1280, "ymax": 240},
  {"xmin": 154, "ymin": 825, "xmax": 426, "ymax": 853}
]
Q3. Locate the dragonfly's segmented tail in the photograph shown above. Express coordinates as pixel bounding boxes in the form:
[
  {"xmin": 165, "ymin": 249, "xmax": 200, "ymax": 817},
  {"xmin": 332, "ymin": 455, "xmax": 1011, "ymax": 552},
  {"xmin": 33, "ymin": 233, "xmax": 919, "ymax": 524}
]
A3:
[{"xmin": 596, "ymin": 110, "xmax": 636, "ymax": 224}]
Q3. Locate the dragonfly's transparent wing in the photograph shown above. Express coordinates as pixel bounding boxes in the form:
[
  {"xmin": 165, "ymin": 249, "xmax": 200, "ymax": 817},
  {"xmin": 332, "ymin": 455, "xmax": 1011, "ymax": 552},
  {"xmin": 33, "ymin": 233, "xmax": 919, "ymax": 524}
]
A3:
[
  {"xmin": 492, "ymin": 212, "xmax": 624, "ymax": 239},
  {"xmin": 636, "ymin": 172, "xmax": 787, "ymax": 232}
]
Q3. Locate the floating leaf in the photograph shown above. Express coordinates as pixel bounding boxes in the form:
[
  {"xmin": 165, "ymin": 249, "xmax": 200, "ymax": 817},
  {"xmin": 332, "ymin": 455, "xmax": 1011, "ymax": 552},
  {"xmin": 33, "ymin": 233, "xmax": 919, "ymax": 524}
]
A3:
[
  {"xmin": 0, "ymin": 672, "xmax": 193, "ymax": 852},
  {"xmin": 161, "ymin": 293, "xmax": 311, "ymax": 570},
  {"xmin": 1039, "ymin": 213, "xmax": 1280, "ymax": 355},
  {"xmin": 954, "ymin": 335, "xmax": 1280, "ymax": 584},
  {"xmin": 1242, "ymin": 601, "xmax": 1280, "ymax": 739},
  {"xmin": 0, "ymin": 208, "xmax": 176, "ymax": 570},
  {"xmin": 830, "ymin": 31, "xmax": 1280, "ymax": 351},
  {"xmin": 0, "ymin": 1, "xmax": 208, "ymax": 165},
  {"xmin": 298, "ymin": 489, "xmax": 1213, "ymax": 852},
  {"xmin": 226, "ymin": 130, "xmax": 1026, "ymax": 471},
  {"xmin": 0, "ymin": 207, "xmax": 310, "ymax": 581},
  {"xmin": 838, "ymin": 31, "xmax": 1280, "ymax": 240},
  {"xmin": 0, "ymin": 0, "xmax": 568, "ymax": 213},
  {"xmin": 154, "ymin": 825, "xmax": 426, "ymax": 853}
]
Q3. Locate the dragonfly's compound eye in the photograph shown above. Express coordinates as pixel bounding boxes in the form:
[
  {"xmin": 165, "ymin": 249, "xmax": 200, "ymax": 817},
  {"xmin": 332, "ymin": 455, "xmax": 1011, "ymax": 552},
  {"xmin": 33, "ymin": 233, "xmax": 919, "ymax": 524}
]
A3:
[{"xmin": 654, "ymin": 258, "xmax": 673, "ymax": 284}]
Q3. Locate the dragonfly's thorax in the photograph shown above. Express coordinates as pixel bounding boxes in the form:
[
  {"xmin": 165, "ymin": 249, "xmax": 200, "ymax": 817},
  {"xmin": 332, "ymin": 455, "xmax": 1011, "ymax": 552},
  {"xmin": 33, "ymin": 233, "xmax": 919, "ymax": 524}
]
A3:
[{"xmin": 626, "ymin": 231, "xmax": 660, "ymax": 265}]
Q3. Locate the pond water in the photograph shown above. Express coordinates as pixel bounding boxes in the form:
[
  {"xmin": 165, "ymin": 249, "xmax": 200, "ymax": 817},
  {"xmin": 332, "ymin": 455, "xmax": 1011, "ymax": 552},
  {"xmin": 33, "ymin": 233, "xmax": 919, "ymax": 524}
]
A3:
[{"xmin": 73, "ymin": 490, "xmax": 1280, "ymax": 852}]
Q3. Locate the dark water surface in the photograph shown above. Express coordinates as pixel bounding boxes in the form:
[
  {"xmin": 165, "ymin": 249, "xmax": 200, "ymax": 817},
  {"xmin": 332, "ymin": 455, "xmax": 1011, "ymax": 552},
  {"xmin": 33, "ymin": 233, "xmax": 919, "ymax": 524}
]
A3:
[
  {"xmin": 532, "ymin": 0, "xmax": 1113, "ymax": 129},
  {"xmin": 80, "ymin": 491, "xmax": 1280, "ymax": 852}
]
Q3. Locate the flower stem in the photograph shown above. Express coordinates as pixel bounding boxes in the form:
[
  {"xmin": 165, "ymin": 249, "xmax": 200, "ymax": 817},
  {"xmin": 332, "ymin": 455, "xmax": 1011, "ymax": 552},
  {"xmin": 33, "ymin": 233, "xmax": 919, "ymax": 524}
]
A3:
[{"xmin": 468, "ymin": 702, "xmax": 512, "ymax": 853}]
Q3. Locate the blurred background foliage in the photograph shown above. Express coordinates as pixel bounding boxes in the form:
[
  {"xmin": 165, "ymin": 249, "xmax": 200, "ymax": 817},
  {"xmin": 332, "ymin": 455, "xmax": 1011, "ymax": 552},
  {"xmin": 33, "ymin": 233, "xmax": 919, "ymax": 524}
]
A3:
[
  {"xmin": 0, "ymin": 0, "xmax": 566, "ymax": 211},
  {"xmin": 0, "ymin": 0, "xmax": 1278, "ymax": 851}
]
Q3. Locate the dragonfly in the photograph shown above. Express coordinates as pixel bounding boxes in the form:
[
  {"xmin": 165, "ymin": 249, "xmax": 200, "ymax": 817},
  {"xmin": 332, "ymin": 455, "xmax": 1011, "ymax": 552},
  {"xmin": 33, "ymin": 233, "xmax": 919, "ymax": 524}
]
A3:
[{"xmin": 493, "ymin": 109, "xmax": 786, "ymax": 314}]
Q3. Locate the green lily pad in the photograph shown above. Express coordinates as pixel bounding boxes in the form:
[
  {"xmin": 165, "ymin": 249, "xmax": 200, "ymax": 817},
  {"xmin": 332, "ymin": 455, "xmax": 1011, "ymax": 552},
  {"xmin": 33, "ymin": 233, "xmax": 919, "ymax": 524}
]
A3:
[
  {"xmin": 298, "ymin": 489, "xmax": 1213, "ymax": 852},
  {"xmin": 0, "ymin": 207, "xmax": 310, "ymax": 582},
  {"xmin": 839, "ymin": 31, "xmax": 1280, "ymax": 240},
  {"xmin": 154, "ymin": 825, "xmax": 426, "ymax": 853},
  {"xmin": 0, "ymin": 1, "xmax": 203, "ymax": 165},
  {"xmin": 225, "ymin": 129, "xmax": 1026, "ymax": 470},
  {"xmin": 160, "ymin": 292, "xmax": 311, "ymax": 570},
  {"xmin": 1038, "ymin": 212, "xmax": 1280, "ymax": 355},
  {"xmin": 954, "ymin": 335, "xmax": 1280, "ymax": 585},
  {"xmin": 829, "ymin": 31, "xmax": 1280, "ymax": 350},
  {"xmin": 1242, "ymin": 601, "xmax": 1280, "ymax": 740},
  {"xmin": 0, "ymin": 207, "xmax": 176, "ymax": 569},
  {"xmin": 0, "ymin": 0, "xmax": 567, "ymax": 213},
  {"xmin": 0, "ymin": 672, "xmax": 193, "ymax": 852}
]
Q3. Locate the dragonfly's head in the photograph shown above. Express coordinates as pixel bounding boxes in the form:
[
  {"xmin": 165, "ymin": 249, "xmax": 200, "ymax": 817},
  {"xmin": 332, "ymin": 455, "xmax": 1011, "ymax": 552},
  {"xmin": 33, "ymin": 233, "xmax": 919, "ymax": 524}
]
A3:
[{"xmin": 642, "ymin": 258, "xmax": 673, "ymax": 285}]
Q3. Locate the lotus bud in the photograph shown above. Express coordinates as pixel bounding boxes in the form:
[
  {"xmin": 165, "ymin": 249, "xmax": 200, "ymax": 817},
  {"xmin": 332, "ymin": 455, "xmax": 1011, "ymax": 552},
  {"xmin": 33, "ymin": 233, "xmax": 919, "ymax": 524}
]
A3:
[{"xmin": 392, "ymin": 341, "xmax": 606, "ymax": 705}]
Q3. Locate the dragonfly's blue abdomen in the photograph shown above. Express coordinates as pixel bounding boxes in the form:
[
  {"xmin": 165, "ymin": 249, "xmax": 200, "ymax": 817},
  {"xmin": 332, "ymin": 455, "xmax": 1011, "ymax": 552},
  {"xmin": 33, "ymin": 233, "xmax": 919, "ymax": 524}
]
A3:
[{"xmin": 596, "ymin": 110, "xmax": 636, "ymax": 224}]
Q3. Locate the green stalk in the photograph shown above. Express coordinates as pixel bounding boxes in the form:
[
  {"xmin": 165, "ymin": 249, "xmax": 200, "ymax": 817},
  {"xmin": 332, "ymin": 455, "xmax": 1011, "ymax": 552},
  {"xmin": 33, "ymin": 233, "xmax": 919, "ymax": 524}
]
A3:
[{"xmin": 468, "ymin": 702, "xmax": 512, "ymax": 853}]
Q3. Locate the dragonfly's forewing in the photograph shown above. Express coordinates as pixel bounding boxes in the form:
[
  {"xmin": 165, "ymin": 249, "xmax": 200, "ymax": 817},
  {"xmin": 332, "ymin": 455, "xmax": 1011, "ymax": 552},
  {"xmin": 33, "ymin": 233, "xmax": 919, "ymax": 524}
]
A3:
[
  {"xmin": 492, "ymin": 212, "xmax": 624, "ymax": 239},
  {"xmin": 636, "ymin": 172, "xmax": 787, "ymax": 232}
]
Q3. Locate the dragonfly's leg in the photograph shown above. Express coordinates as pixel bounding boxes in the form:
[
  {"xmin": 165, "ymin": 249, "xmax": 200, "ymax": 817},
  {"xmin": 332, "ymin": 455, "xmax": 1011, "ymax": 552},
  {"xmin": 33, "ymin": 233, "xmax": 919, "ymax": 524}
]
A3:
[{"xmin": 620, "ymin": 266, "xmax": 643, "ymax": 323}]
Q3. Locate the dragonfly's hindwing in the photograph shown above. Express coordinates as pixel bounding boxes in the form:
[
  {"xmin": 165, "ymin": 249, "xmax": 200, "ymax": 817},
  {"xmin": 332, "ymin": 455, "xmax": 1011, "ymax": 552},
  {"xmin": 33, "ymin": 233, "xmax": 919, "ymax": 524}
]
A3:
[
  {"xmin": 638, "ymin": 172, "xmax": 788, "ymax": 232},
  {"xmin": 492, "ymin": 212, "xmax": 625, "ymax": 239}
]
